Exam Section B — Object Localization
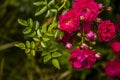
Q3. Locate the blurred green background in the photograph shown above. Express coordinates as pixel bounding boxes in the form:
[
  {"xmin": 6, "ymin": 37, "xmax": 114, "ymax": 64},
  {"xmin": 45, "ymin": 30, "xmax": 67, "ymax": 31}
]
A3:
[{"xmin": 0, "ymin": 0, "xmax": 120, "ymax": 80}]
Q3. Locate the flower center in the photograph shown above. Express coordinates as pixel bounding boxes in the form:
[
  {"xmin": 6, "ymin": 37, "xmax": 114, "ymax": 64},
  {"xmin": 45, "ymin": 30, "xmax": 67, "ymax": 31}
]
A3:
[
  {"xmin": 104, "ymin": 29, "xmax": 110, "ymax": 33},
  {"xmin": 82, "ymin": 8, "xmax": 89, "ymax": 13},
  {"xmin": 66, "ymin": 19, "xmax": 72, "ymax": 25}
]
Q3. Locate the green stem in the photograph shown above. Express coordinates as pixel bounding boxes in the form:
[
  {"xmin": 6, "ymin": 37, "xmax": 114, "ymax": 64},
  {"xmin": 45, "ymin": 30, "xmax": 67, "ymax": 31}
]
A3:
[
  {"xmin": 81, "ymin": 23, "xmax": 84, "ymax": 44},
  {"xmin": 0, "ymin": 42, "xmax": 17, "ymax": 51},
  {"xmin": 58, "ymin": 0, "xmax": 66, "ymax": 11},
  {"xmin": 53, "ymin": 12, "xmax": 57, "ymax": 22},
  {"xmin": 0, "ymin": 58, "xmax": 4, "ymax": 80},
  {"xmin": 53, "ymin": 0, "xmax": 66, "ymax": 21},
  {"xmin": 26, "ymin": 57, "xmax": 35, "ymax": 80}
]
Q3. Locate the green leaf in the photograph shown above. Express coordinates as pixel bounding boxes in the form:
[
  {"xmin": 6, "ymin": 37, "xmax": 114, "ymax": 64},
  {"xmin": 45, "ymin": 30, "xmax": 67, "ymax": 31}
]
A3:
[
  {"xmin": 35, "ymin": 21, "xmax": 40, "ymax": 30},
  {"xmin": 45, "ymin": 10, "xmax": 51, "ymax": 18},
  {"xmin": 59, "ymin": 31, "xmax": 64, "ymax": 39},
  {"xmin": 48, "ymin": 0, "xmax": 55, "ymax": 6},
  {"xmin": 41, "ymin": 24, "xmax": 47, "ymax": 33},
  {"xmin": 26, "ymin": 41, "xmax": 30, "ymax": 48},
  {"xmin": 54, "ymin": 30, "xmax": 60, "ymax": 38},
  {"xmin": 23, "ymin": 27, "xmax": 31, "ymax": 34},
  {"xmin": 50, "ymin": 9, "xmax": 57, "ymax": 13},
  {"xmin": 25, "ymin": 48, "xmax": 30, "ymax": 54},
  {"xmin": 31, "ymin": 41, "xmax": 35, "ymax": 49},
  {"xmin": 41, "ymin": 41, "xmax": 46, "ymax": 48},
  {"xmin": 52, "ymin": 52, "xmax": 62, "ymax": 57},
  {"xmin": 45, "ymin": 32, "xmax": 53, "ymax": 36},
  {"xmin": 33, "ymin": 1, "xmax": 46, "ymax": 6},
  {"xmin": 104, "ymin": 0, "xmax": 110, "ymax": 7},
  {"xmin": 42, "ymin": 37, "xmax": 50, "ymax": 42},
  {"xmin": 43, "ymin": 54, "xmax": 52, "ymax": 63},
  {"xmin": 18, "ymin": 19, "xmax": 28, "ymax": 26},
  {"xmin": 28, "ymin": 31, "xmax": 36, "ymax": 37},
  {"xmin": 15, "ymin": 43, "xmax": 25, "ymax": 49},
  {"xmin": 66, "ymin": 1, "xmax": 70, "ymax": 8},
  {"xmin": 48, "ymin": 22, "xmax": 57, "ymax": 32},
  {"xmin": 37, "ymin": 29, "xmax": 42, "ymax": 37},
  {"xmin": 52, "ymin": 59, "xmax": 60, "ymax": 69},
  {"xmin": 35, "ymin": 6, "xmax": 47, "ymax": 16},
  {"xmin": 31, "ymin": 50, "xmax": 36, "ymax": 56},
  {"xmin": 50, "ymin": 48, "xmax": 58, "ymax": 53},
  {"xmin": 33, "ymin": 37, "xmax": 40, "ymax": 41},
  {"xmin": 41, "ymin": 51, "xmax": 50, "ymax": 56},
  {"xmin": 27, "ymin": 18, "xmax": 33, "ymax": 28}
]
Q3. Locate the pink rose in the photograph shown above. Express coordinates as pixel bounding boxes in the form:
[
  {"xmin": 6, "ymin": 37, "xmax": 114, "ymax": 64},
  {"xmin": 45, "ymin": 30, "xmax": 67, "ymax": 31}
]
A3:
[
  {"xmin": 73, "ymin": 0, "xmax": 94, "ymax": 6},
  {"xmin": 73, "ymin": 0, "xmax": 99, "ymax": 22},
  {"xmin": 110, "ymin": 41, "xmax": 120, "ymax": 53},
  {"xmin": 70, "ymin": 48, "xmax": 96, "ymax": 69},
  {"xmin": 59, "ymin": 10, "xmax": 80, "ymax": 33},
  {"xmin": 98, "ymin": 20, "xmax": 116, "ymax": 42},
  {"xmin": 105, "ymin": 60, "xmax": 120, "ymax": 78}
]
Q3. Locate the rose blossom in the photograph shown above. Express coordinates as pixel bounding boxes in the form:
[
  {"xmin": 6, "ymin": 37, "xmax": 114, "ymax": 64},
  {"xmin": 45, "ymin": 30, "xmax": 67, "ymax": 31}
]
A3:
[
  {"xmin": 70, "ymin": 48, "xmax": 96, "ymax": 69},
  {"xmin": 59, "ymin": 10, "xmax": 80, "ymax": 33},
  {"xmin": 110, "ymin": 41, "xmax": 120, "ymax": 53},
  {"xmin": 98, "ymin": 20, "xmax": 116, "ymax": 42},
  {"xmin": 73, "ymin": 0, "xmax": 94, "ymax": 6},
  {"xmin": 73, "ymin": 0, "xmax": 99, "ymax": 22},
  {"xmin": 105, "ymin": 60, "xmax": 120, "ymax": 78}
]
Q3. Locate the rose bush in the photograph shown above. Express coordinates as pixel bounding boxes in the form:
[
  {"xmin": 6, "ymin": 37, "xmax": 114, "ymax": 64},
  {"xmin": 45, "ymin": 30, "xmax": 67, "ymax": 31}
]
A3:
[{"xmin": 13, "ymin": 0, "xmax": 120, "ymax": 79}]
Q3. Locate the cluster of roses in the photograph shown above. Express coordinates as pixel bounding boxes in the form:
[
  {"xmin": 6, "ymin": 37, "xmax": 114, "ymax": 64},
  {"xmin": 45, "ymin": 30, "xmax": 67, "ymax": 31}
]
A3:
[
  {"xmin": 105, "ymin": 20, "xmax": 120, "ymax": 78},
  {"xmin": 57, "ymin": 0, "xmax": 120, "ymax": 78}
]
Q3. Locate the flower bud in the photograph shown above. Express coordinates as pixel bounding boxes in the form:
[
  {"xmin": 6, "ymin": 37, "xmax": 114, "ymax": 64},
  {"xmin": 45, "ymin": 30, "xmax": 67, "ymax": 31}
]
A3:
[
  {"xmin": 77, "ymin": 33, "xmax": 81, "ymax": 37},
  {"xmin": 87, "ymin": 31, "xmax": 96, "ymax": 40},
  {"xmin": 96, "ymin": 18, "xmax": 102, "ymax": 23},
  {"xmin": 107, "ymin": 7, "xmax": 113, "ymax": 11},
  {"xmin": 98, "ymin": 3, "xmax": 104, "ymax": 9},
  {"xmin": 95, "ymin": 52, "xmax": 101, "ymax": 59},
  {"xmin": 81, "ymin": 43, "xmax": 87, "ymax": 49},
  {"xmin": 89, "ymin": 46, "xmax": 93, "ymax": 50},
  {"xmin": 91, "ymin": 41, "xmax": 96, "ymax": 45},
  {"xmin": 66, "ymin": 43, "xmax": 72, "ymax": 49}
]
